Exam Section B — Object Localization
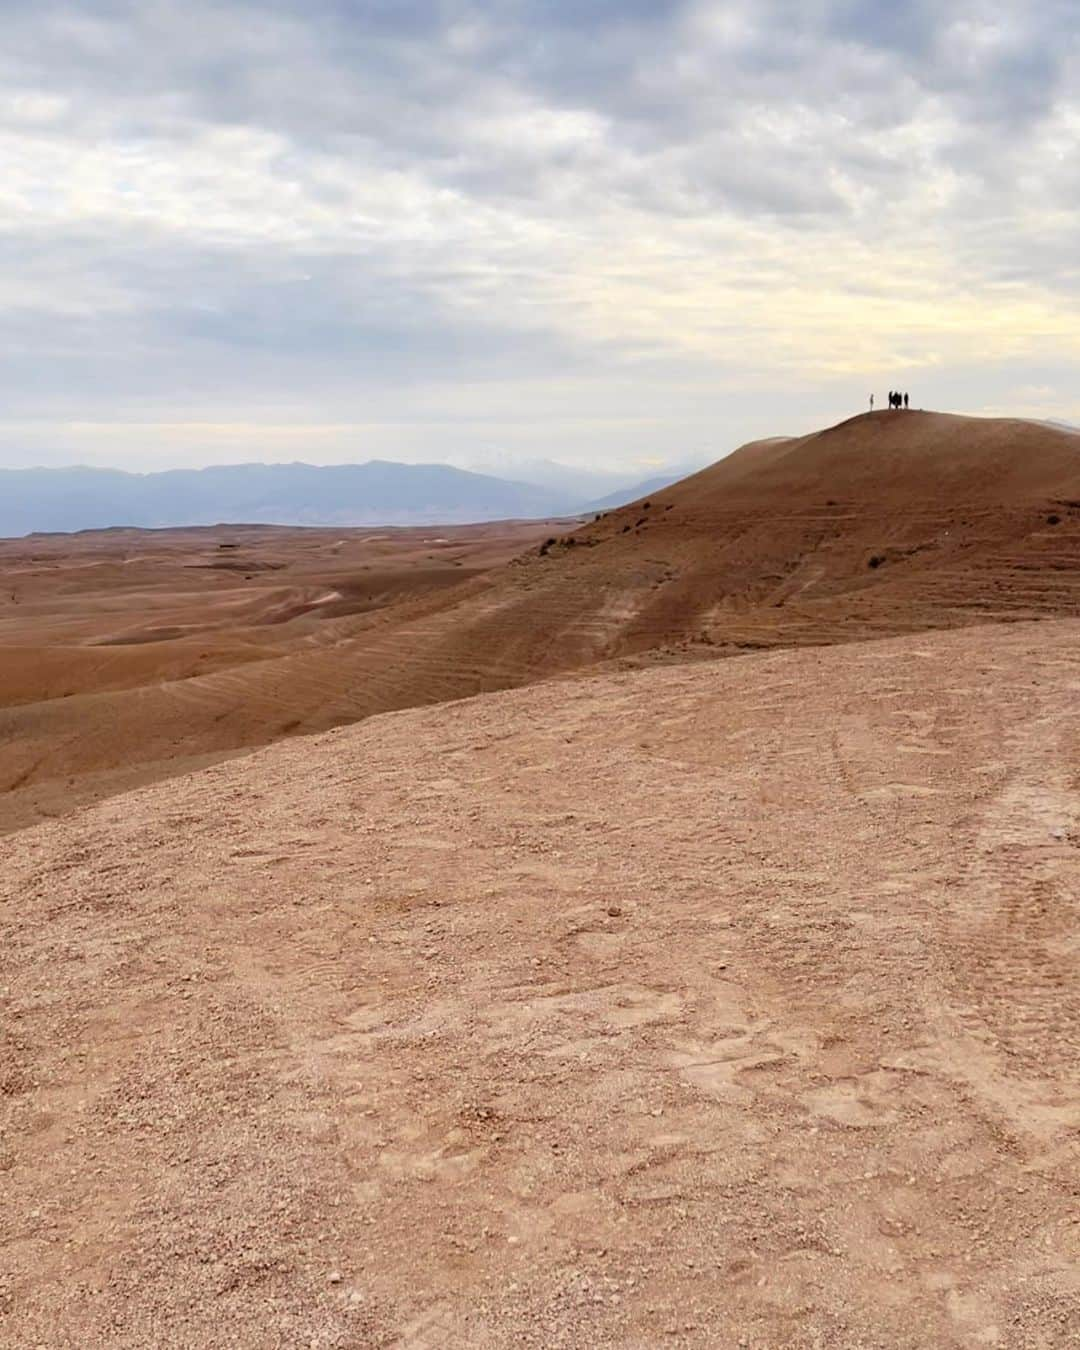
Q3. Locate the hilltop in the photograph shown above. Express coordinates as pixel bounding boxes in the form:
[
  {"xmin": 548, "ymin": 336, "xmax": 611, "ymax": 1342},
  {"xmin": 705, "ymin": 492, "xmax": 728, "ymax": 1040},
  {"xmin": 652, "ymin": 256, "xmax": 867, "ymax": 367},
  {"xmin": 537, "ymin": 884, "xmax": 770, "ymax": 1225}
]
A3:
[{"xmin": 1, "ymin": 411, "xmax": 1079, "ymax": 832}]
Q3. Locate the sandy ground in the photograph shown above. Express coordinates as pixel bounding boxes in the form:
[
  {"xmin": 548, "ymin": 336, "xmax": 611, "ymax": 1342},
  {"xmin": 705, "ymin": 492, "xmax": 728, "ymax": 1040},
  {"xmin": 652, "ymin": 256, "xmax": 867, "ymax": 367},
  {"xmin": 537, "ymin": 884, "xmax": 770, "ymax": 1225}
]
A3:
[
  {"xmin": 2, "ymin": 619, "xmax": 1078, "ymax": 1348},
  {"xmin": 2, "ymin": 415, "xmax": 1080, "ymax": 838},
  {"xmin": 0, "ymin": 519, "xmax": 561, "ymax": 831}
]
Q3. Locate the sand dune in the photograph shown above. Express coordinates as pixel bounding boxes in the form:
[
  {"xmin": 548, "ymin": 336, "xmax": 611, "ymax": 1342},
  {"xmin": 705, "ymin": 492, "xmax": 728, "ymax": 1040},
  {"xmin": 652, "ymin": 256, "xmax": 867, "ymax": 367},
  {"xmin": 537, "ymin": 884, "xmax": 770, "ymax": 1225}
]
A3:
[
  {"xmin": 2, "ymin": 619, "xmax": 1077, "ymax": 1346},
  {"xmin": 2, "ymin": 412, "xmax": 1079, "ymax": 833}
]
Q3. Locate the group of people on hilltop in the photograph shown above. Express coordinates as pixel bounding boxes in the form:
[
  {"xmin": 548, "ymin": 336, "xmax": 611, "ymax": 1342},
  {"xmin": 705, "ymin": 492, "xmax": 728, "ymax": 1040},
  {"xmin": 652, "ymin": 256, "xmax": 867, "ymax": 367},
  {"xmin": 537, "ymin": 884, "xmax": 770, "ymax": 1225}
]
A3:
[{"xmin": 870, "ymin": 391, "xmax": 910, "ymax": 411}]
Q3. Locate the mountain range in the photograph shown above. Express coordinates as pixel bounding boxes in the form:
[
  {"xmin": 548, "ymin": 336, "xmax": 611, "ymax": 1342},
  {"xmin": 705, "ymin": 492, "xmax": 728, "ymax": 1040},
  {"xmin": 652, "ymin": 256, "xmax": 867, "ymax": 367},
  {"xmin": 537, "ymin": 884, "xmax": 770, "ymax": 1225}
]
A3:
[{"xmin": 0, "ymin": 459, "xmax": 682, "ymax": 537}]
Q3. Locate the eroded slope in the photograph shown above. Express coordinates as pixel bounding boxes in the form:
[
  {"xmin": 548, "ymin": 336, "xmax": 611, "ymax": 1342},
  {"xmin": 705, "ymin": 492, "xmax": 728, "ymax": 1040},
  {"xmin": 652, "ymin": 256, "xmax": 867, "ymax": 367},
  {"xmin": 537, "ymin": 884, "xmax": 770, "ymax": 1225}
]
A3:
[{"xmin": 3, "ymin": 412, "xmax": 1080, "ymax": 832}]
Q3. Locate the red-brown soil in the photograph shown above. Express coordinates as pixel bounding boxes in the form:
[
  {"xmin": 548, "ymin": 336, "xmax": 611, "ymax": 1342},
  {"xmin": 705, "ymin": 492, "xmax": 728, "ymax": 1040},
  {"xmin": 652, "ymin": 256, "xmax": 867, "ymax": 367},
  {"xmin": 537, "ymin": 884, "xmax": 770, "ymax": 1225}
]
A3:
[
  {"xmin": 3, "ymin": 414, "xmax": 1080, "ymax": 836},
  {"xmin": 2, "ymin": 413, "xmax": 1080, "ymax": 1347},
  {"xmin": 0, "ymin": 519, "xmax": 561, "ymax": 831},
  {"xmin": 2, "ymin": 619, "xmax": 1077, "ymax": 1347}
]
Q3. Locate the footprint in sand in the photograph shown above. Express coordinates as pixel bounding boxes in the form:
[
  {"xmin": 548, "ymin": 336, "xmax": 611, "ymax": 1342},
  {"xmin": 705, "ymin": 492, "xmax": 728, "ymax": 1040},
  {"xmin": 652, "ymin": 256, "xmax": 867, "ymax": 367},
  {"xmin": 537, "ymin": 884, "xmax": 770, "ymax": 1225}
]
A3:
[
  {"xmin": 802, "ymin": 1079, "xmax": 897, "ymax": 1127},
  {"xmin": 605, "ymin": 987, "xmax": 685, "ymax": 1029},
  {"xmin": 669, "ymin": 1034, "xmax": 786, "ymax": 1104},
  {"xmin": 390, "ymin": 1301, "xmax": 457, "ymax": 1350}
]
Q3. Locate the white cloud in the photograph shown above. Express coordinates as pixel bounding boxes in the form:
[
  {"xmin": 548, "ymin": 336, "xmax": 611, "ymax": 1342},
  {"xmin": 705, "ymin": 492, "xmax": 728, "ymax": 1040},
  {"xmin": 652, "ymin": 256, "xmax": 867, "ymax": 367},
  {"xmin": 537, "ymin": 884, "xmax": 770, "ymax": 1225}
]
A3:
[{"xmin": 0, "ymin": 0, "xmax": 1076, "ymax": 469}]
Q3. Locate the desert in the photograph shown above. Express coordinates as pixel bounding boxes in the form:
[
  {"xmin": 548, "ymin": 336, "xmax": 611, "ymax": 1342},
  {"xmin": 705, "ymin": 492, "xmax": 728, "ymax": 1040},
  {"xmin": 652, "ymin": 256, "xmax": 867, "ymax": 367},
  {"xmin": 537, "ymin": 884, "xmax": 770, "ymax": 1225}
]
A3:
[
  {"xmin": 0, "ymin": 518, "xmax": 559, "ymax": 833},
  {"xmin": 3, "ymin": 412, "xmax": 1080, "ymax": 835},
  {"xmin": 8, "ymin": 1, "xmax": 1080, "ymax": 1341},
  {"xmin": 1, "ymin": 412, "xmax": 1079, "ymax": 1347}
]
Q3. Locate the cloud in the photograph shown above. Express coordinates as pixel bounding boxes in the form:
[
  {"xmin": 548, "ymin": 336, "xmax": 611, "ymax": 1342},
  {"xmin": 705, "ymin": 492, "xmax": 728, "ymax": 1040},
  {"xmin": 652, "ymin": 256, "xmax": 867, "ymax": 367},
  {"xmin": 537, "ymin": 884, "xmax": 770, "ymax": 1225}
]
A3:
[{"xmin": 0, "ymin": 0, "xmax": 1077, "ymax": 470}]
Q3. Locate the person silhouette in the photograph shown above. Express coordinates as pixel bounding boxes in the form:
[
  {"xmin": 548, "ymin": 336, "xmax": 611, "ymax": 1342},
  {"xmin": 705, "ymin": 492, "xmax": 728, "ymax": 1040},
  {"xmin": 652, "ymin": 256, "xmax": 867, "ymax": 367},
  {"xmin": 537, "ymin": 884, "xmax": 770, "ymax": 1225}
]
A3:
[
  {"xmin": 904, "ymin": 392, "xmax": 909, "ymax": 410},
  {"xmin": 870, "ymin": 394, "xmax": 875, "ymax": 411}
]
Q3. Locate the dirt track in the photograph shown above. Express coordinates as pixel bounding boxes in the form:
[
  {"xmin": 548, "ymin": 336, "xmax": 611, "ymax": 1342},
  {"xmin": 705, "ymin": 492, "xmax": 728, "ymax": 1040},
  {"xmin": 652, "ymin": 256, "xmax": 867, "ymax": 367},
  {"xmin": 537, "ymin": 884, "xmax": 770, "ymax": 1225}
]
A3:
[{"xmin": 2, "ymin": 619, "xmax": 1078, "ymax": 1347}]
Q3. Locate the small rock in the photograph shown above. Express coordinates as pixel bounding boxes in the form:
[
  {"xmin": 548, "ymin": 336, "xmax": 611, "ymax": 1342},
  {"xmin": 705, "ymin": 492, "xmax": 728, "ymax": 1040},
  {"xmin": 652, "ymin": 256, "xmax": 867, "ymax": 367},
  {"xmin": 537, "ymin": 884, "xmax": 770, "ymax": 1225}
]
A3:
[
  {"xmin": 607, "ymin": 906, "xmax": 622, "ymax": 917},
  {"xmin": 328, "ymin": 1271, "xmax": 343, "ymax": 1285}
]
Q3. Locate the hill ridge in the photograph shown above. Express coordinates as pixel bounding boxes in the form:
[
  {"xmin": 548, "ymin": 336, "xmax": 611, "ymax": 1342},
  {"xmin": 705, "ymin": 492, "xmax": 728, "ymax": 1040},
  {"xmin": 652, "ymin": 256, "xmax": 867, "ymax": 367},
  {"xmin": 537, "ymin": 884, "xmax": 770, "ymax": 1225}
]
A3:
[{"xmin": 2, "ymin": 410, "xmax": 1080, "ymax": 832}]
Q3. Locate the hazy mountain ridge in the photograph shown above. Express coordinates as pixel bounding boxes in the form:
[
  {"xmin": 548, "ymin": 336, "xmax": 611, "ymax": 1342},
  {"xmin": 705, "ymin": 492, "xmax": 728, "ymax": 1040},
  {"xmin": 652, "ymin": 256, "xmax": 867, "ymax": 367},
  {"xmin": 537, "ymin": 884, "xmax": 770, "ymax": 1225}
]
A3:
[{"xmin": 0, "ymin": 460, "xmax": 584, "ymax": 535}]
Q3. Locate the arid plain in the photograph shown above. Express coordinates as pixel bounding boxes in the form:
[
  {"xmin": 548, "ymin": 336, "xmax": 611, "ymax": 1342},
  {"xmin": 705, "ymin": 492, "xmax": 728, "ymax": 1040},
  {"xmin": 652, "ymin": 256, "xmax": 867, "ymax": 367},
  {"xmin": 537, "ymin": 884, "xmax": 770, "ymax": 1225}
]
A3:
[
  {"xmin": 2, "ymin": 412, "xmax": 1079, "ymax": 1347},
  {"xmin": 0, "ymin": 518, "xmax": 559, "ymax": 833}
]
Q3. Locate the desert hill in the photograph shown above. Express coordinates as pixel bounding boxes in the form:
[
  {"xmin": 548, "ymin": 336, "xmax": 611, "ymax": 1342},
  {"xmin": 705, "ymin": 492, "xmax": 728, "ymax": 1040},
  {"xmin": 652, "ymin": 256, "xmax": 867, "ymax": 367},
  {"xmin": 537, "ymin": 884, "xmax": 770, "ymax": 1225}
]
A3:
[
  {"xmin": 697, "ymin": 411, "xmax": 1080, "ymax": 501},
  {"xmin": 2, "ymin": 619, "xmax": 1077, "ymax": 1346},
  {"xmin": 2, "ymin": 411, "xmax": 1079, "ymax": 832},
  {"xmin": 510, "ymin": 411, "xmax": 1080, "ymax": 663}
]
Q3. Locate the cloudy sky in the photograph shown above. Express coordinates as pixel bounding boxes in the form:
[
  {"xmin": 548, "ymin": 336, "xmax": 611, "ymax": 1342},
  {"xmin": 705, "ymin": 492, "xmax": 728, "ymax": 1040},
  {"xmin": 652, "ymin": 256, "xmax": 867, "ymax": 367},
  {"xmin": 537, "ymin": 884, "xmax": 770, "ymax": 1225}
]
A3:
[{"xmin": 3, "ymin": 0, "xmax": 1078, "ymax": 473}]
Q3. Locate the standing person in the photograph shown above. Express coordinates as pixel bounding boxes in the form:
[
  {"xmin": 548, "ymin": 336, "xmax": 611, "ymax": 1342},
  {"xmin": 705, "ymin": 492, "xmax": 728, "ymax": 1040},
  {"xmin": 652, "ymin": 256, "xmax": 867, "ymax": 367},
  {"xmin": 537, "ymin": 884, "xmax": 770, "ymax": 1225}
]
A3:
[
  {"xmin": 870, "ymin": 393, "xmax": 875, "ymax": 411},
  {"xmin": 887, "ymin": 390, "xmax": 893, "ymax": 409},
  {"xmin": 904, "ymin": 392, "xmax": 909, "ymax": 409}
]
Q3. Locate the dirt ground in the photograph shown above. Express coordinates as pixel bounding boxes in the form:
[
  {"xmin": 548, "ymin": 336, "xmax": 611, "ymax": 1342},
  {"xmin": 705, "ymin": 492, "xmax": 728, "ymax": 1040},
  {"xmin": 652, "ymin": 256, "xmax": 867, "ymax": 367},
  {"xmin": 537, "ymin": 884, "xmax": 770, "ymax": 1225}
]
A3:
[
  {"xmin": 2, "ymin": 414, "xmax": 1080, "ymax": 839},
  {"xmin": 0, "ymin": 519, "xmax": 560, "ymax": 832},
  {"xmin": 2, "ymin": 619, "xmax": 1078, "ymax": 1348}
]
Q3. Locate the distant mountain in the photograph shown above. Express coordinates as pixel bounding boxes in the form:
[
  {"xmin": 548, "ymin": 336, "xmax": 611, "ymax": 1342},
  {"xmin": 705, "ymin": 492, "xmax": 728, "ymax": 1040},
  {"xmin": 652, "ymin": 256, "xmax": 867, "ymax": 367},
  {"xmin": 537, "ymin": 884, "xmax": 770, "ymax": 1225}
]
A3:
[{"xmin": 0, "ymin": 461, "xmax": 579, "ymax": 537}]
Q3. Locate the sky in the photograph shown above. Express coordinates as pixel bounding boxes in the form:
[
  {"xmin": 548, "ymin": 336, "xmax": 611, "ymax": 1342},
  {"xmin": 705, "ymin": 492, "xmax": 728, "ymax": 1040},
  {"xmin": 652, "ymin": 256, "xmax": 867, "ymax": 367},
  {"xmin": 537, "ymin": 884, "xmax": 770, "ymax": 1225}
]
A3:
[{"xmin": 2, "ymin": 0, "xmax": 1079, "ymax": 474}]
